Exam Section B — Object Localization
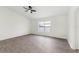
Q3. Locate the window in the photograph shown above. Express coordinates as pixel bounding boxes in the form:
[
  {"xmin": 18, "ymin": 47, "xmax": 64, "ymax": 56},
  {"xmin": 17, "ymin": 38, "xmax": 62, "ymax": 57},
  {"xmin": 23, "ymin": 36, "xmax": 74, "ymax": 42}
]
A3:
[{"xmin": 38, "ymin": 21, "xmax": 51, "ymax": 32}]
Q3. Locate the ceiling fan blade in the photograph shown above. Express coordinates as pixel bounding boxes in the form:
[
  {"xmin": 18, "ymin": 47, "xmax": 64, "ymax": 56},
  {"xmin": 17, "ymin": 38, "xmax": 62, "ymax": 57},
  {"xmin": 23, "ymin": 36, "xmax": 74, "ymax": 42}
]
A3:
[
  {"xmin": 23, "ymin": 6, "xmax": 27, "ymax": 9},
  {"xmin": 31, "ymin": 10, "xmax": 36, "ymax": 12},
  {"xmin": 23, "ymin": 6, "xmax": 36, "ymax": 13},
  {"xmin": 30, "ymin": 10, "xmax": 32, "ymax": 13}
]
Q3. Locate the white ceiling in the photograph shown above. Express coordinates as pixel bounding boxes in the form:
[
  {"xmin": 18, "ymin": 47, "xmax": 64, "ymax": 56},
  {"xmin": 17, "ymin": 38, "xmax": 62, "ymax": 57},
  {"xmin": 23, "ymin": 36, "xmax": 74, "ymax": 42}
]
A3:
[{"xmin": 7, "ymin": 6, "xmax": 70, "ymax": 19}]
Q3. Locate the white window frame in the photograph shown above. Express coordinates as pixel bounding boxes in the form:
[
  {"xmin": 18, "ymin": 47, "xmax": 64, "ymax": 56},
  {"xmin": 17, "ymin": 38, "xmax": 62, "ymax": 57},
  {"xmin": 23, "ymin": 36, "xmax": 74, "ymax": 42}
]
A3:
[{"xmin": 38, "ymin": 21, "xmax": 51, "ymax": 32}]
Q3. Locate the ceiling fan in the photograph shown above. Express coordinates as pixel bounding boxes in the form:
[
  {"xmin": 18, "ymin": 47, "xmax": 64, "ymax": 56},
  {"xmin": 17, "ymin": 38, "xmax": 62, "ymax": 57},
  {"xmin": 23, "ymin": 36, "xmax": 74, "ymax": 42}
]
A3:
[{"xmin": 23, "ymin": 6, "xmax": 36, "ymax": 13}]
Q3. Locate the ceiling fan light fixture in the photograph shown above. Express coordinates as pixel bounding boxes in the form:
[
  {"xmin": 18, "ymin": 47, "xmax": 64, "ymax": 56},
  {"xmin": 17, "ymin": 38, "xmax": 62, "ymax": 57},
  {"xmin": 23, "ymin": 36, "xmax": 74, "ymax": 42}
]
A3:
[{"xmin": 23, "ymin": 6, "xmax": 36, "ymax": 13}]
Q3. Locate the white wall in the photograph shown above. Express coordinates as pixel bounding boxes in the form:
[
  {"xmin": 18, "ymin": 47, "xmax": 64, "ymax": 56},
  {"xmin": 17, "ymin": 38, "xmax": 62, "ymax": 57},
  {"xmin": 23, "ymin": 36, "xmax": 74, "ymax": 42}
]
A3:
[
  {"xmin": 0, "ymin": 7, "xmax": 30, "ymax": 40},
  {"xmin": 76, "ymin": 7, "xmax": 79, "ymax": 49},
  {"xmin": 31, "ymin": 15, "xmax": 67, "ymax": 39},
  {"xmin": 68, "ymin": 7, "xmax": 78, "ymax": 49}
]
